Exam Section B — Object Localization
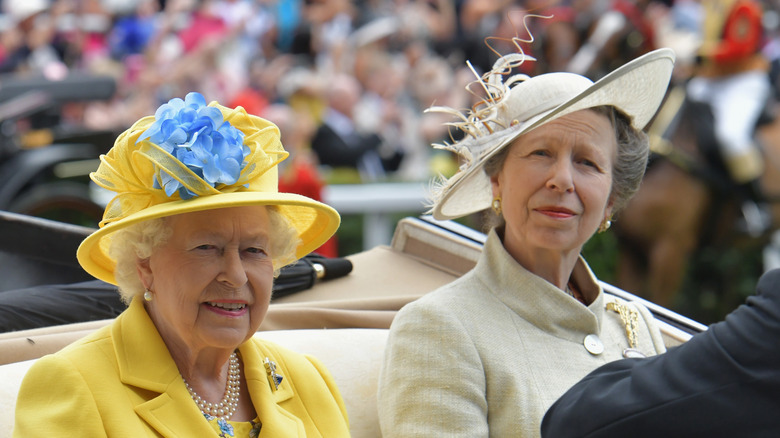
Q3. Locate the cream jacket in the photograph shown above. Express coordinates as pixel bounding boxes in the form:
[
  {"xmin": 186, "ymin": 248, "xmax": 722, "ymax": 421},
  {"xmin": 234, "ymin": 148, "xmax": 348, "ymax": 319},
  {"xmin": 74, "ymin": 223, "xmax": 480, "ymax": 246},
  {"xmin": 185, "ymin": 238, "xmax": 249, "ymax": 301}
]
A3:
[
  {"xmin": 13, "ymin": 298, "xmax": 350, "ymax": 437},
  {"xmin": 378, "ymin": 229, "xmax": 666, "ymax": 438}
]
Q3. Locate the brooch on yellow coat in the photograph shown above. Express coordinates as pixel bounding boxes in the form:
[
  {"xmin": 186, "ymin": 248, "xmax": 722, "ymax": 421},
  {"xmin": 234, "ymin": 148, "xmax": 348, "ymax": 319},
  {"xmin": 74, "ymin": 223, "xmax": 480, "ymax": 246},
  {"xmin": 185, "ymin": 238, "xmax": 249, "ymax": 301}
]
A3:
[{"xmin": 264, "ymin": 357, "xmax": 283, "ymax": 391}]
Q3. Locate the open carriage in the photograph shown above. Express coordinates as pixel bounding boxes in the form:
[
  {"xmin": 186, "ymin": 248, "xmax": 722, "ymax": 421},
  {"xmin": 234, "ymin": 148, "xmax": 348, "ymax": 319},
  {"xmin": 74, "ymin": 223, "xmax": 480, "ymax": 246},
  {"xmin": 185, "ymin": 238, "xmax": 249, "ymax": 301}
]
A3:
[{"xmin": 0, "ymin": 210, "xmax": 706, "ymax": 437}]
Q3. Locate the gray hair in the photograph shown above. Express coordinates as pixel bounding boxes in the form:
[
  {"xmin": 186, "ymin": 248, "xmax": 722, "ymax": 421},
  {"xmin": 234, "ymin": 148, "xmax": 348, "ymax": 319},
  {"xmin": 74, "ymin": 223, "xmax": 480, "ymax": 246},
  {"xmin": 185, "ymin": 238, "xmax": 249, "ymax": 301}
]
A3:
[
  {"xmin": 109, "ymin": 207, "xmax": 301, "ymax": 303},
  {"xmin": 483, "ymin": 106, "xmax": 649, "ymax": 230}
]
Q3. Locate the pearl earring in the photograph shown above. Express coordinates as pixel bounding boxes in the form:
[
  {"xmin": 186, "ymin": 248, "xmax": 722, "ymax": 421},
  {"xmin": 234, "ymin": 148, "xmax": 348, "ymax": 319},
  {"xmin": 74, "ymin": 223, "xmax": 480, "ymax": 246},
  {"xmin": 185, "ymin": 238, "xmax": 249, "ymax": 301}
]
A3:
[
  {"xmin": 491, "ymin": 196, "xmax": 502, "ymax": 215},
  {"xmin": 144, "ymin": 289, "xmax": 153, "ymax": 302},
  {"xmin": 598, "ymin": 218, "xmax": 612, "ymax": 233}
]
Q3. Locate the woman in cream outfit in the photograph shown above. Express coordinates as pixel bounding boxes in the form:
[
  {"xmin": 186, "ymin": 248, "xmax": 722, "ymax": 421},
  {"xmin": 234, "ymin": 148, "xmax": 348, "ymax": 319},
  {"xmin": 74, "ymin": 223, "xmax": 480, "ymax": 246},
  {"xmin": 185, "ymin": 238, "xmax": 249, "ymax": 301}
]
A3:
[{"xmin": 378, "ymin": 48, "xmax": 676, "ymax": 437}]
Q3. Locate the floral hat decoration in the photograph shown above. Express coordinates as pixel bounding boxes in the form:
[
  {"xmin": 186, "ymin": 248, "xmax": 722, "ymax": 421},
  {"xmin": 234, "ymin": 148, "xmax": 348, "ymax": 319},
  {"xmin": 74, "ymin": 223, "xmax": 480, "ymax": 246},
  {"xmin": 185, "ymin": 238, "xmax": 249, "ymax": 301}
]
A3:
[
  {"xmin": 77, "ymin": 92, "xmax": 340, "ymax": 284},
  {"xmin": 427, "ymin": 45, "xmax": 676, "ymax": 220}
]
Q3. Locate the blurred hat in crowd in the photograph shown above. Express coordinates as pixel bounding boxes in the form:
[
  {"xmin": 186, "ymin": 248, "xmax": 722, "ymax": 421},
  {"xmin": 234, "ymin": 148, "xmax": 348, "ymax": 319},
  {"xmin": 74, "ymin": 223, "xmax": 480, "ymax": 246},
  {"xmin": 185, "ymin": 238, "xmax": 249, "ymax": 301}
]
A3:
[{"xmin": 3, "ymin": 0, "xmax": 48, "ymax": 23}]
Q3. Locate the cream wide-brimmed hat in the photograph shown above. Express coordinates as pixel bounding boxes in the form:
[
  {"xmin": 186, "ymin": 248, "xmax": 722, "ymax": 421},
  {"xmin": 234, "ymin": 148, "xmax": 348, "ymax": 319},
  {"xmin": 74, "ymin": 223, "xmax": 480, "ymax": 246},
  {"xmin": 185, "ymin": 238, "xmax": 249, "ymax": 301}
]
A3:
[
  {"xmin": 428, "ymin": 48, "xmax": 676, "ymax": 220},
  {"xmin": 77, "ymin": 92, "xmax": 340, "ymax": 285}
]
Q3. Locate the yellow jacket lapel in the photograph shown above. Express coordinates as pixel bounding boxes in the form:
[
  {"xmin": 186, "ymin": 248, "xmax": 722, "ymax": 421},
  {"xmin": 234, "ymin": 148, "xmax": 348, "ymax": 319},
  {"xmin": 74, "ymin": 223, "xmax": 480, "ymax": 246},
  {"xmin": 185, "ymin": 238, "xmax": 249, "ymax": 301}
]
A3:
[
  {"xmin": 241, "ymin": 339, "xmax": 307, "ymax": 436},
  {"xmin": 115, "ymin": 299, "xmax": 212, "ymax": 435}
]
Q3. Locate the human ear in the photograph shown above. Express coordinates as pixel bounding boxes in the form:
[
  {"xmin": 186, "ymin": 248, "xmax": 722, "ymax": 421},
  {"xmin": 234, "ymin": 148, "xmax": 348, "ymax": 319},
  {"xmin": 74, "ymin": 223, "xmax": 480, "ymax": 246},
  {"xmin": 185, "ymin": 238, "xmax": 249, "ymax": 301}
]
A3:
[
  {"xmin": 490, "ymin": 172, "xmax": 502, "ymax": 200},
  {"xmin": 136, "ymin": 257, "xmax": 153, "ymax": 290}
]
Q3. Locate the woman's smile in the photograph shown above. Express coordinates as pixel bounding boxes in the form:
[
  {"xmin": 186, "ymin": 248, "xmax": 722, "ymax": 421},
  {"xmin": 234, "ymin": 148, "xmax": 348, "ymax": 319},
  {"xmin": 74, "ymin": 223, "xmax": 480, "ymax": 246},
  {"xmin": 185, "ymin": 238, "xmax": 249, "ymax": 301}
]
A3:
[
  {"xmin": 534, "ymin": 206, "xmax": 577, "ymax": 219},
  {"xmin": 203, "ymin": 300, "xmax": 249, "ymax": 317}
]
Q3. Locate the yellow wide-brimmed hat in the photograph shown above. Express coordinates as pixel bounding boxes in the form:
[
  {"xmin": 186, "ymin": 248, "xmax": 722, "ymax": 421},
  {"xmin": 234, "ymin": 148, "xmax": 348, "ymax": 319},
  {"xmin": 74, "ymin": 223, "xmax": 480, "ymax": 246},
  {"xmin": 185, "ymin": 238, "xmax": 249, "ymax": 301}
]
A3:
[
  {"xmin": 428, "ymin": 48, "xmax": 676, "ymax": 220},
  {"xmin": 77, "ymin": 92, "xmax": 340, "ymax": 285}
]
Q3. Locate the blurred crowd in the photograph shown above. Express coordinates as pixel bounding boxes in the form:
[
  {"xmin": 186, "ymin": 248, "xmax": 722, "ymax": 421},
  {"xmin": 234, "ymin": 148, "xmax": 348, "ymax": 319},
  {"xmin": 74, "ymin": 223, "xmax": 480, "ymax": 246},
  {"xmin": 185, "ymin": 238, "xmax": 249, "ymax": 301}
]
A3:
[{"xmin": 1, "ymin": 0, "xmax": 779, "ymax": 185}]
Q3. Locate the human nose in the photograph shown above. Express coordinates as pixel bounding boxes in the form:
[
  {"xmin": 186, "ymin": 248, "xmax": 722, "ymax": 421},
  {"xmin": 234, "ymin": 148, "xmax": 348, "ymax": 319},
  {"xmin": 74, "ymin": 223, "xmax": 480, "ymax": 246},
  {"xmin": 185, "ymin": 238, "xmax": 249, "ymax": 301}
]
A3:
[
  {"xmin": 217, "ymin": 249, "xmax": 248, "ymax": 287},
  {"xmin": 546, "ymin": 158, "xmax": 575, "ymax": 192}
]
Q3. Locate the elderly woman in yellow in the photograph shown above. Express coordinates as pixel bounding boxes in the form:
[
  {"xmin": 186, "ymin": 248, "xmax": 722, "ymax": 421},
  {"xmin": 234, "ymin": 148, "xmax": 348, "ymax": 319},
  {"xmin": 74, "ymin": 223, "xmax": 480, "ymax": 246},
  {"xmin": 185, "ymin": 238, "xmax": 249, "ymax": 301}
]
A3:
[
  {"xmin": 13, "ymin": 93, "xmax": 349, "ymax": 437},
  {"xmin": 378, "ymin": 48, "xmax": 676, "ymax": 437}
]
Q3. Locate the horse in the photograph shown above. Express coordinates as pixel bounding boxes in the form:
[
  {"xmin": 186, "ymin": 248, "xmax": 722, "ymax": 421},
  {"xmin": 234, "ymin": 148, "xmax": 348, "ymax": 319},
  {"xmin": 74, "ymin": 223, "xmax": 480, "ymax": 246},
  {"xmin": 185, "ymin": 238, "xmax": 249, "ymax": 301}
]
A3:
[{"xmin": 612, "ymin": 83, "xmax": 780, "ymax": 317}]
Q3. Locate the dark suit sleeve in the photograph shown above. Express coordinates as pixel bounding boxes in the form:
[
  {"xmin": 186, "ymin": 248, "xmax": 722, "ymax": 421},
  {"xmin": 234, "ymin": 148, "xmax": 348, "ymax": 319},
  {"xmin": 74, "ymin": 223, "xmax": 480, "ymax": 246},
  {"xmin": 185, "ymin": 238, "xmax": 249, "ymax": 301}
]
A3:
[
  {"xmin": 310, "ymin": 124, "xmax": 381, "ymax": 168},
  {"xmin": 541, "ymin": 268, "xmax": 780, "ymax": 438}
]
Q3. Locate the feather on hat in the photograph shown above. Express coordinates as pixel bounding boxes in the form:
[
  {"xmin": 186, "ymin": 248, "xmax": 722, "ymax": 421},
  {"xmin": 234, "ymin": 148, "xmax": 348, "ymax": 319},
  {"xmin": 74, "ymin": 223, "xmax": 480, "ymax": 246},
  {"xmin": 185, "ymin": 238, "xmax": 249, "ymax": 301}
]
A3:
[{"xmin": 428, "ymin": 48, "xmax": 676, "ymax": 220}]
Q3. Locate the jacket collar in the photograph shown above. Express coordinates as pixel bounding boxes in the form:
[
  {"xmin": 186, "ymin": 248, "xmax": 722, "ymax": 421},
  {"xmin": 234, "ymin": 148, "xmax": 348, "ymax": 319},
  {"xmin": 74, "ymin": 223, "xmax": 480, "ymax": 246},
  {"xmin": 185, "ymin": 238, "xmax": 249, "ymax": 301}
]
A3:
[
  {"xmin": 239, "ymin": 337, "xmax": 304, "ymax": 436},
  {"xmin": 474, "ymin": 229, "xmax": 605, "ymax": 343},
  {"xmin": 112, "ymin": 299, "xmax": 304, "ymax": 436}
]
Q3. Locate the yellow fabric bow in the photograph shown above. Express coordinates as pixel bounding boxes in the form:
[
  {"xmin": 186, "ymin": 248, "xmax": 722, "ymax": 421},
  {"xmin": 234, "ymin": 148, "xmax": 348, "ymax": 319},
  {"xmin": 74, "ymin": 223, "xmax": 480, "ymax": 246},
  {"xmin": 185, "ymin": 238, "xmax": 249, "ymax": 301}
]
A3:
[{"xmin": 91, "ymin": 103, "xmax": 288, "ymax": 228}]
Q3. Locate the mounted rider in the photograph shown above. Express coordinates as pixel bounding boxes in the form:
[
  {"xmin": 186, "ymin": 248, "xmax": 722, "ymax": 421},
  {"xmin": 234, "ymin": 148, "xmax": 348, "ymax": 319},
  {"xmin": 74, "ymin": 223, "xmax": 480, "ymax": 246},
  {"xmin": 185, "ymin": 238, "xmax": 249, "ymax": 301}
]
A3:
[{"xmin": 686, "ymin": 0, "xmax": 771, "ymax": 235}]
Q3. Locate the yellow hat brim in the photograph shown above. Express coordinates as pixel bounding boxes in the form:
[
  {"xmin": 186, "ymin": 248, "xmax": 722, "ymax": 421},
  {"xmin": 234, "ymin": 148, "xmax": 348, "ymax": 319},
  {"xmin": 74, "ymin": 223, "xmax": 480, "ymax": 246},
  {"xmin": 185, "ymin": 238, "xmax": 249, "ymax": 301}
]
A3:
[{"xmin": 77, "ymin": 191, "xmax": 340, "ymax": 285}]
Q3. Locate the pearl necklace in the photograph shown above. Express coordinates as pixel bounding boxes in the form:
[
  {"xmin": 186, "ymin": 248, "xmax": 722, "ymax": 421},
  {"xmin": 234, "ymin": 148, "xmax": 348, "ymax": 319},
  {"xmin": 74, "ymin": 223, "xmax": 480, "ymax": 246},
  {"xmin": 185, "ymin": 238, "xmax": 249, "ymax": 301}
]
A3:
[{"xmin": 183, "ymin": 351, "xmax": 241, "ymax": 421}]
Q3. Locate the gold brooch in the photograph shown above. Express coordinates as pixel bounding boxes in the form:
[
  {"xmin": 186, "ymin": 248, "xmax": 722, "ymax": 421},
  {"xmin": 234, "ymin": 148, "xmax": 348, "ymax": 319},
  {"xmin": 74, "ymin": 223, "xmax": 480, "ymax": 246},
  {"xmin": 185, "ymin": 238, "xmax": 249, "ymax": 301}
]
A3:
[
  {"xmin": 264, "ymin": 357, "xmax": 283, "ymax": 391},
  {"xmin": 606, "ymin": 301, "xmax": 646, "ymax": 359}
]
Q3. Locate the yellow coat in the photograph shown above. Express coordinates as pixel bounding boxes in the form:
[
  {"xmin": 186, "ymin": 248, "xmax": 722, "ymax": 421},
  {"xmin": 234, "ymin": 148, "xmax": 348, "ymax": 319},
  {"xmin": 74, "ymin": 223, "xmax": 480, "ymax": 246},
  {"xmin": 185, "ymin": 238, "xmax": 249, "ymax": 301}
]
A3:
[{"xmin": 13, "ymin": 299, "xmax": 350, "ymax": 437}]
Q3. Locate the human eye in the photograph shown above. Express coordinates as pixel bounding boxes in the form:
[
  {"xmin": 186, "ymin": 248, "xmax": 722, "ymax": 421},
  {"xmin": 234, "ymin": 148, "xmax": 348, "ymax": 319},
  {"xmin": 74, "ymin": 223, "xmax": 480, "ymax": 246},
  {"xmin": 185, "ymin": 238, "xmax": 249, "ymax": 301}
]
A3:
[
  {"xmin": 575, "ymin": 149, "xmax": 605, "ymax": 170},
  {"xmin": 521, "ymin": 147, "xmax": 550, "ymax": 160},
  {"xmin": 244, "ymin": 246, "xmax": 269, "ymax": 258},
  {"xmin": 581, "ymin": 157, "xmax": 609, "ymax": 174},
  {"xmin": 579, "ymin": 158, "xmax": 598, "ymax": 168}
]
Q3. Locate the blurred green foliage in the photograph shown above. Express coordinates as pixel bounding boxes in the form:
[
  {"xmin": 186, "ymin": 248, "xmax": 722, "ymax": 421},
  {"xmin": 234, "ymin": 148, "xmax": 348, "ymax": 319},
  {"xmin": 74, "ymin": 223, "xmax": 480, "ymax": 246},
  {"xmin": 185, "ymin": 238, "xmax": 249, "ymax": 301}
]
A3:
[{"xmin": 583, "ymin": 231, "xmax": 763, "ymax": 325}]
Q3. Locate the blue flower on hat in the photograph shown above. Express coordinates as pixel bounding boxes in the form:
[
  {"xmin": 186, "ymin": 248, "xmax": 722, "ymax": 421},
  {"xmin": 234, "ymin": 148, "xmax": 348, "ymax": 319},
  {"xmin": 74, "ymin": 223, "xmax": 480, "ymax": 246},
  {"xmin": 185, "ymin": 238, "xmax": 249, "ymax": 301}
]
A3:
[{"xmin": 137, "ymin": 92, "xmax": 248, "ymax": 199}]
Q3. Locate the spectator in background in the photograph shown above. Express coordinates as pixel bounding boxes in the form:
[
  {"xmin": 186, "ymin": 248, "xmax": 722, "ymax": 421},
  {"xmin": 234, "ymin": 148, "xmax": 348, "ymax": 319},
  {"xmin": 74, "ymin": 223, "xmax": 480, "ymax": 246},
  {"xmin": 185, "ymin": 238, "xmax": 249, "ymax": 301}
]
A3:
[
  {"xmin": 107, "ymin": 0, "xmax": 159, "ymax": 60},
  {"xmin": 687, "ymin": 0, "xmax": 771, "ymax": 236},
  {"xmin": 310, "ymin": 73, "xmax": 403, "ymax": 181},
  {"xmin": 298, "ymin": 0, "xmax": 356, "ymax": 72},
  {"xmin": 0, "ymin": 0, "xmax": 64, "ymax": 75},
  {"xmin": 393, "ymin": 0, "xmax": 457, "ymax": 56},
  {"xmin": 406, "ymin": 54, "xmax": 470, "ymax": 179},
  {"xmin": 351, "ymin": 29, "xmax": 411, "ymax": 178},
  {"xmin": 764, "ymin": 2, "xmax": 780, "ymax": 100}
]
